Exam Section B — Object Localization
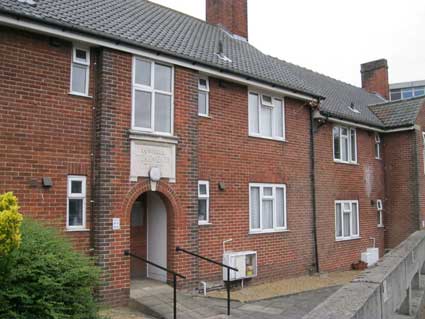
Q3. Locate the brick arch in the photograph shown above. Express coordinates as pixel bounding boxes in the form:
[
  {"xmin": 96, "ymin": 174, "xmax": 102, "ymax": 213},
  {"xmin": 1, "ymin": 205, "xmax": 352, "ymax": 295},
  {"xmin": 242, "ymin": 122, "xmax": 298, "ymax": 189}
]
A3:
[
  {"xmin": 122, "ymin": 179, "xmax": 181, "ymax": 223},
  {"xmin": 123, "ymin": 179, "xmax": 181, "ymax": 279}
]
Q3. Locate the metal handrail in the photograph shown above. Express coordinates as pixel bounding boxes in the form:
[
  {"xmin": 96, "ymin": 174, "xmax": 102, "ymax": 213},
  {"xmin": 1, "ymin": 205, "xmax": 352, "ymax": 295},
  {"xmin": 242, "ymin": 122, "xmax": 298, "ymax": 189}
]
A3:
[
  {"xmin": 124, "ymin": 250, "xmax": 186, "ymax": 319},
  {"xmin": 176, "ymin": 246, "xmax": 238, "ymax": 316}
]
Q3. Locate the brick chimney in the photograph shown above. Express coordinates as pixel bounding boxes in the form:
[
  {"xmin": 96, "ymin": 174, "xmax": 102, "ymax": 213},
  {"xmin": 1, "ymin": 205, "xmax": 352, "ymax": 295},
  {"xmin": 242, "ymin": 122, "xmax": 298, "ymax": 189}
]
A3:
[
  {"xmin": 360, "ymin": 59, "xmax": 389, "ymax": 100},
  {"xmin": 206, "ymin": 0, "xmax": 248, "ymax": 39}
]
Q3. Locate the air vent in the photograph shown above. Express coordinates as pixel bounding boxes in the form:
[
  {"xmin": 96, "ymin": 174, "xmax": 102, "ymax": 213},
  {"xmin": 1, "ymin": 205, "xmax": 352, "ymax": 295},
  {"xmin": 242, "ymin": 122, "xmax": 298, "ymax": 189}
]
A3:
[{"xmin": 348, "ymin": 102, "xmax": 360, "ymax": 113}]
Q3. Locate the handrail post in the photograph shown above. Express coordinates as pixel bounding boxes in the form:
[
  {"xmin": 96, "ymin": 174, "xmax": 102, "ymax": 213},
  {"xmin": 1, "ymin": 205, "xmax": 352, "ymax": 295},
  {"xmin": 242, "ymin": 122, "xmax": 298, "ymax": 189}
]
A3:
[
  {"xmin": 227, "ymin": 267, "xmax": 230, "ymax": 316},
  {"xmin": 173, "ymin": 273, "xmax": 177, "ymax": 319}
]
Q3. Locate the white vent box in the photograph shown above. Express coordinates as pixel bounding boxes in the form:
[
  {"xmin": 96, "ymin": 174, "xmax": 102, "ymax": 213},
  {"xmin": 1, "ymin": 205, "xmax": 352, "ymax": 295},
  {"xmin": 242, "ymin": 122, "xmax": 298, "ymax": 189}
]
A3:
[
  {"xmin": 223, "ymin": 251, "xmax": 257, "ymax": 281},
  {"xmin": 361, "ymin": 248, "xmax": 379, "ymax": 267}
]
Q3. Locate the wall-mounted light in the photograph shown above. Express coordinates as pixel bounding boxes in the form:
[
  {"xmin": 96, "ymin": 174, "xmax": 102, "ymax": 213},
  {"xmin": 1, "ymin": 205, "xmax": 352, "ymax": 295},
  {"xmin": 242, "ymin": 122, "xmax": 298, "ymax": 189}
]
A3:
[
  {"xmin": 218, "ymin": 182, "xmax": 226, "ymax": 191},
  {"xmin": 42, "ymin": 177, "xmax": 53, "ymax": 188}
]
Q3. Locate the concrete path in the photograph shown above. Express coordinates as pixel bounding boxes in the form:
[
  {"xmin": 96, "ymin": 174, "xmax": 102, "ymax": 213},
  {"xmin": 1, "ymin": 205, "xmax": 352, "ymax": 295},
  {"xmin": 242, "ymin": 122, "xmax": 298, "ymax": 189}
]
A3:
[{"xmin": 130, "ymin": 280, "xmax": 340, "ymax": 319}]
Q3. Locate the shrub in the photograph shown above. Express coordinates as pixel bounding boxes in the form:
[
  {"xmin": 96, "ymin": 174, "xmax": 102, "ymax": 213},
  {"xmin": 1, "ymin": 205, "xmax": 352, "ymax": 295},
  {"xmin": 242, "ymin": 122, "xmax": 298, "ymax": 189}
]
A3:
[
  {"xmin": 0, "ymin": 219, "xmax": 101, "ymax": 319},
  {"xmin": 0, "ymin": 192, "xmax": 23, "ymax": 256}
]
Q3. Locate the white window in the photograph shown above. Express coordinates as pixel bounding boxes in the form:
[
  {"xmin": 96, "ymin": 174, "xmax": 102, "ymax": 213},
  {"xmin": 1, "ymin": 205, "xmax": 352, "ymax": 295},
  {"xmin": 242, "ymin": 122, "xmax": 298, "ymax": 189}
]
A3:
[
  {"xmin": 198, "ymin": 77, "xmax": 209, "ymax": 116},
  {"xmin": 335, "ymin": 200, "xmax": 359, "ymax": 240},
  {"xmin": 70, "ymin": 46, "xmax": 90, "ymax": 96},
  {"xmin": 132, "ymin": 57, "xmax": 173, "ymax": 134},
  {"xmin": 67, "ymin": 176, "xmax": 86, "ymax": 230},
  {"xmin": 198, "ymin": 181, "xmax": 210, "ymax": 224},
  {"xmin": 333, "ymin": 126, "xmax": 357, "ymax": 163},
  {"xmin": 249, "ymin": 183, "xmax": 286, "ymax": 233},
  {"xmin": 375, "ymin": 133, "xmax": 381, "ymax": 160},
  {"xmin": 377, "ymin": 199, "xmax": 384, "ymax": 227},
  {"xmin": 248, "ymin": 92, "xmax": 285, "ymax": 141}
]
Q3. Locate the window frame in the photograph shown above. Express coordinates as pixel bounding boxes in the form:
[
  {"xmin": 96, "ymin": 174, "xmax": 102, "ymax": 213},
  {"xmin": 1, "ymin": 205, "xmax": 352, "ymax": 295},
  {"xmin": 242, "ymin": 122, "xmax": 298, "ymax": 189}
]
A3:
[
  {"xmin": 335, "ymin": 200, "xmax": 360, "ymax": 241},
  {"xmin": 377, "ymin": 199, "xmax": 384, "ymax": 227},
  {"xmin": 249, "ymin": 183, "xmax": 287, "ymax": 234},
  {"xmin": 198, "ymin": 180, "xmax": 210, "ymax": 225},
  {"xmin": 70, "ymin": 46, "xmax": 90, "ymax": 96},
  {"xmin": 375, "ymin": 133, "xmax": 382, "ymax": 160},
  {"xmin": 66, "ymin": 175, "xmax": 87, "ymax": 230},
  {"xmin": 198, "ymin": 76, "xmax": 209, "ymax": 117},
  {"xmin": 333, "ymin": 125, "xmax": 357, "ymax": 164},
  {"xmin": 132, "ymin": 56, "xmax": 174, "ymax": 136},
  {"xmin": 248, "ymin": 91, "xmax": 286, "ymax": 142}
]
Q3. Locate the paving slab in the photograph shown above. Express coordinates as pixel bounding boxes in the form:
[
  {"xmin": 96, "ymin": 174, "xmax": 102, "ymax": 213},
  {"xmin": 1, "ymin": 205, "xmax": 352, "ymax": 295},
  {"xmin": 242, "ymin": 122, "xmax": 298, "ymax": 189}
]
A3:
[{"xmin": 130, "ymin": 279, "xmax": 340, "ymax": 319}]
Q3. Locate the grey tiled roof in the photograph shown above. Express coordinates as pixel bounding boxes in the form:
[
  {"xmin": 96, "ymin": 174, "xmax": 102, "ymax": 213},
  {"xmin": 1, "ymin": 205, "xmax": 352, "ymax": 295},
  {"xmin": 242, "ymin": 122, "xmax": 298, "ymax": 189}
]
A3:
[
  {"xmin": 0, "ymin": 0, "xmax": 386, "ymax": 127},
  {"xmin": 369, "ymin": 97, "xmax": 425, "ymax": 129}
]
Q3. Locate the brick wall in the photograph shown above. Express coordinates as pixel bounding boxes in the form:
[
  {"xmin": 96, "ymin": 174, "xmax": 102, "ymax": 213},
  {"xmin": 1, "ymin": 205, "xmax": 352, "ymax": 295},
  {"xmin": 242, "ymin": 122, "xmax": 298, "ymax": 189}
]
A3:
[
  {"xmin": 0, "ymin": 26, "xmax": 94, "ymax": 251},
  {"xmin": 383, "ymin": 131, "xmax": 419, "ymax": 248},
  {"xmin": 197, "ymin": 78, "xmax": 314, "ymax": 282},
  {"xmin": 314, "ymin": 123, "xmax": 385, "ymax": 271}
]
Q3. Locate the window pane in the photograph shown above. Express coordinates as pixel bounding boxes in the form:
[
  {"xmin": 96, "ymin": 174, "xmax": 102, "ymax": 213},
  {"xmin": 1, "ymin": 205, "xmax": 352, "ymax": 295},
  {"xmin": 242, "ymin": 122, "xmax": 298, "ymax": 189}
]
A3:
[
  {"xmin": 262, "ymin": 199, "xmax": 273, "ymax": 229},
  {"xmin": 75, "ymin": 49, "xmax": 87, "ymax": 61},
  {"xmin": 276, "ymin": 188, "xmax": 285, "ymax": 228},
  {"xmin": 134, "ymin": 91, "xmax": 152, "ymax": 128},
  {"xmin": 250, "ymin": 187, "xmax": 260, "ymax": 229},
  {"xmin": 71, "ymin": 180, "xmax": 82, "ymax": 194},
  {"xmin": 273, "ymin": 99, "xmax": 283, "ymax": 138},
  {"xmin": 135, "ymin": 59, "xmax": 151, "ymax": 86},
  {"xmin": 154, "ymin": 64, "xmax": 172, "ymax": 92},
  {"xmin": 263, "ymin": 187, "xmax": 272, "ymax": 196},
  {"xmin": 154, "ymin": 93, "xmax": 172, "ymax": 133},
  {"xmin": 199, "ymin": 78, "xmax": 208, "ymax": 89},
  {"xmin": 350, "ymin": 129, "xmax": 356, "ymax": 162},
  {"xmin": 402, "ymin": 89, "xmax": 413, "ymax": 99},
  {"xmin": 249, "ymin": 93, "xmax": 259, "ymax": 134},
  {"xmin": 199, "ymin": 183, "xmax": 207, "ymax": 195},
  {"xmin": 390, "ymin": 90, "xmax": 401, "ymax": 101},
  {"xmin": 377, "ymin": 210, "xmax": 381, "ymax": 225},
  {"xmin": 71, "ymin": 64, "xmax": 87, "ymax": 94},
  {"xmin": 69, "ymin": 199, "xmax": 83, "ymax": 226},
  {"xmin": 343, "ymin": 212, "xmax": 350, "ymax": 237},
  {"xmin": 336, "ymin": 204, "xmax": 342, "ymax": 237},
  {"xmin": 198, "ymin": 199, "xmax": 207, "ymax": 221},
  {"xmin": 261, "ymin": 105, "xmax": 272, "ymax": 137},
  {"xmin": 352, "ymin": 203, "xmax": 358, "ymax": 235},
  {"xmin": 198, "ymin": 91, "xmax": 208, "ymax": 115},
  {"xmin": 341, "ymin": 136, "xmax": 348, "ymax": 161},
  {"xmin": 414, "ymin": 87, "xmax": 425, "ymax": 97},
  {"xmin": 333, "ymin": 127, "xmax": 340, "ymax": 159}
]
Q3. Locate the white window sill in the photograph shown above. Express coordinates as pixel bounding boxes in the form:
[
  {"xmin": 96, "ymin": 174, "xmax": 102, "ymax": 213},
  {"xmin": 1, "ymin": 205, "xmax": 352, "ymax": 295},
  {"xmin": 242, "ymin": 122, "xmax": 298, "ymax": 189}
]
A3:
[
  {"xmin": 198, "ymin": 114, "xmax": 211, "ymax": 118},
  {"xmin": 375, "ymin": 157, "xmax": 382, "ymax": 161},
  {"xmin": 378, "ymin": 225, "xmax": 385, "ymax": 228},
  {"xmin": 249, "ymin": 229, "xmax": 289, "ymax": 235},
  {"xmin": 333, "ymin": 160, "xmax": 359, "ymax": 166},
  {"xmin": 249, "ymin": 134, "xmax": 286, "ymax": 143},
  {"xmin": 69, "ymin": 92, "xmax": 92, "ymax": 98},
  {"xmin": 198, "ymin": 222, "xmax": 212, "ymax": 226},
  {"xmin": 335, "ymin": 236, "xmax": 361, "ymax": 242},
  {"xmin": 65, "ymin": 228, "xmax": 90, "ymax": 232}
]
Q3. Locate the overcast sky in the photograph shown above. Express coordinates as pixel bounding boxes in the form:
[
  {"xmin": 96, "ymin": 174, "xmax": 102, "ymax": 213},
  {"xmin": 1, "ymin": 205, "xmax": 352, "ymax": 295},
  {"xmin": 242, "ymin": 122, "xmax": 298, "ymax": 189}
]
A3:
[{"xmin": 150, "ymin": 0, "xmax": 425, "ymax": 87}]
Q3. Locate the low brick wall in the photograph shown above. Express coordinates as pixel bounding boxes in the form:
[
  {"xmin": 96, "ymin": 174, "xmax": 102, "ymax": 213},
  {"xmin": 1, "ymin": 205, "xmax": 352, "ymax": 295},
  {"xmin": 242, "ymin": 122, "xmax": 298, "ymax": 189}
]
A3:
[{"xmin": 303, "ymin": 230, "xmax": 425, "ymax": 319}]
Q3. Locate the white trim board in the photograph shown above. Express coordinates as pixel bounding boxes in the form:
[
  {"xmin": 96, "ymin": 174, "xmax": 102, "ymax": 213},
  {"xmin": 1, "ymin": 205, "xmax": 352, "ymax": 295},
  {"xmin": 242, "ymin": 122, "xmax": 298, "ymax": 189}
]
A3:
[{"xmin": 0, "ymin": 14, "xmax": 318, "ymax": 103}]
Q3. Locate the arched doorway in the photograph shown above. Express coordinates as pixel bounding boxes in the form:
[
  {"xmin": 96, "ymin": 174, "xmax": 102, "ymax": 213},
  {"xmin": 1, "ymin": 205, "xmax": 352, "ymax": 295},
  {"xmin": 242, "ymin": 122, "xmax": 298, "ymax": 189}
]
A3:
[{"xmin": 130, "ymin": 191, "xmax": 168, "ymax": 282}]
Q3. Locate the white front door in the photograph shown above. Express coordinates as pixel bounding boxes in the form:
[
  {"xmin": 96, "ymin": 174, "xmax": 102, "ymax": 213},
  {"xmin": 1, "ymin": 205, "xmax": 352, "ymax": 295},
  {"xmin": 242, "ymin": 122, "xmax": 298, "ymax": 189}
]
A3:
[{"xmin": 147, "ymin": 192, "xmax": 167, "ymax": 282}]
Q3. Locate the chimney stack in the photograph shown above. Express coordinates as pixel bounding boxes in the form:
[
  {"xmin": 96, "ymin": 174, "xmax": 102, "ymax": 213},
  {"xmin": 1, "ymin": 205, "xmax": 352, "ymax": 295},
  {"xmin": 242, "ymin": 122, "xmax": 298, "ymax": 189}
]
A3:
[
  {"xmin": 360, "ymin": 59, "xmax": 389, "ymax": 100},
  {"xmin": 206, "ymin": 0, "xmax": 248, "ymax": 39}
]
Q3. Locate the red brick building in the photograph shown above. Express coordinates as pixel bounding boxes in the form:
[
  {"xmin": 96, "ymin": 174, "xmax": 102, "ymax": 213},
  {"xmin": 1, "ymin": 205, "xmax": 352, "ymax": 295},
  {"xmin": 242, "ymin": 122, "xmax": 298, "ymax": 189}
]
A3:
[{"xmin": 1, "ymin": 0, "xmax": 425, "ymax": 305}]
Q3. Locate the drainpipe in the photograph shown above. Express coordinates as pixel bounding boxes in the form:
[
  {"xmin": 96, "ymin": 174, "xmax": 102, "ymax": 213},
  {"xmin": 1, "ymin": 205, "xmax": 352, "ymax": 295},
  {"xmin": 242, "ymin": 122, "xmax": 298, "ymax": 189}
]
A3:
[
  {"xmin": 309, "ymin": 105, "xmax": 320, "ymax": 273},
  {"xmin": 89, "ymin": 48, "xmax": 100, "ymax": 255}
]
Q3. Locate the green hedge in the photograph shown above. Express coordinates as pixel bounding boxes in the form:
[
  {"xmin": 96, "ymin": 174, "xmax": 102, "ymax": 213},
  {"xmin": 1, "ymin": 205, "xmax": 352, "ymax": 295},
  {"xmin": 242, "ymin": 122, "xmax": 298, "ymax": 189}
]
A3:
[{"xmin": 0, "ymin": 219, "xmax": 100, "ymax": 319}]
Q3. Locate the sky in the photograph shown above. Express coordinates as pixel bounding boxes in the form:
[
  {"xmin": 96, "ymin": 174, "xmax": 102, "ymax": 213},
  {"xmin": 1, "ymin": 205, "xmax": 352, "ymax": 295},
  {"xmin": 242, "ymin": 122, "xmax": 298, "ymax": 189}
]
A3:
[{"xmin": 149, "ymin": 0, "xmax": 425, "ymax": 87}]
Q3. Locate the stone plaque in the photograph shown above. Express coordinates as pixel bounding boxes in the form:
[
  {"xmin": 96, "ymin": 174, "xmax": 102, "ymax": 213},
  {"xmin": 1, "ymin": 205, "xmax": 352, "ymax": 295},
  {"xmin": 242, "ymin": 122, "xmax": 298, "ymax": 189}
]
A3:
[{"xmin": 130, "ymin": 140, "xmax": 176, "ymax": 182}]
